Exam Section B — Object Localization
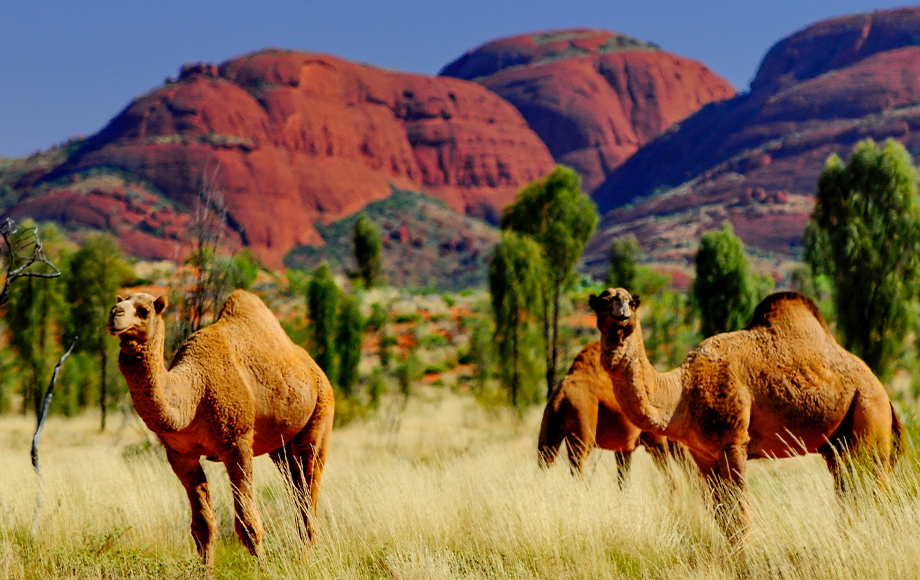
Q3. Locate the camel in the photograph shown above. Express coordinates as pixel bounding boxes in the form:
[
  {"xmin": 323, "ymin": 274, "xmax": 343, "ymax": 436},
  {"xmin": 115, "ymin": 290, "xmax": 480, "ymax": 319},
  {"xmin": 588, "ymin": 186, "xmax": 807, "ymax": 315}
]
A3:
[
  {"xmin": 589, "ymin": 288, "xmax": 903, "ymax": 543},
  {"xmin": 107, "ymin": 290, "xmax": 334, "ymax": 569},
  {"xmin": 538, "ymin": 341, "xmax": 686, "ymax": 491}
]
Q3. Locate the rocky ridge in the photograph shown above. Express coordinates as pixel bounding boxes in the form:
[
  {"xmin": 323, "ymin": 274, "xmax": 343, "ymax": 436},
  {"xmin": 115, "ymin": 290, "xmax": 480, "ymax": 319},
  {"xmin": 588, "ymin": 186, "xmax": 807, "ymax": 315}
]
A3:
[
  {"xmin": 586, "ymin": 7, "xmax": 920, "ymax": 284},
  {"xmin": 4, "ymin": 50, "xmax": 555, "ymax": 269},
  {"xmin": 440, "ymin": 28, "xmax": 736, "ymax": 191}
]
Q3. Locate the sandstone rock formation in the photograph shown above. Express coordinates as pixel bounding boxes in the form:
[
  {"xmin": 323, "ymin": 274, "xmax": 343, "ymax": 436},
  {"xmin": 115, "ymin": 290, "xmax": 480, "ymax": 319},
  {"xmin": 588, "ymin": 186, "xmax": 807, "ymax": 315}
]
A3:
[
  {"xmin": 587, "ymin": 8, "xmax": 920, "ymax": 282},
  {"xmin": 9, "ymin": 49, "xmax": 555, "ymax": 268},
  {"xmin": 441, "ymin": 29, "xmax": 735, "ymax": 191}
]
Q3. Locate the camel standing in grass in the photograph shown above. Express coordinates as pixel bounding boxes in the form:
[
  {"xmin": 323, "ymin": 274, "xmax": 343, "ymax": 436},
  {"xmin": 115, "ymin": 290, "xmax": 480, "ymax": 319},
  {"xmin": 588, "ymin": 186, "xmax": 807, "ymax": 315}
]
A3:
[
  {"xmin": 539, "ymin": 341, "xmax": 686, "ymax": 490},
  {"xmin": 589, "ymin": 288, "xmax": 903, "ymax": 543},
  {"xmin": 108, "ymin": 290, "xmax": 334, "ymax": 569}
]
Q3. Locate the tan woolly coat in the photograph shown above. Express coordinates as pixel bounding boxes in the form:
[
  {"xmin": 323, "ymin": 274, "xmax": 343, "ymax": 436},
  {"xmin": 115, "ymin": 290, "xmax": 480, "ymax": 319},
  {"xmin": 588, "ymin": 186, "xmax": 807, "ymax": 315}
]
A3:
[
  {"xmin": 109, "ymin": 289, "xmax": 334, "ymax": 568},
  {"xmin": 539, "ymin": 341, "xmax": 684, "ymax": 487},
  {"xmin": 590, "ymin": 289, "xmax": 902, "ymax": 541}
]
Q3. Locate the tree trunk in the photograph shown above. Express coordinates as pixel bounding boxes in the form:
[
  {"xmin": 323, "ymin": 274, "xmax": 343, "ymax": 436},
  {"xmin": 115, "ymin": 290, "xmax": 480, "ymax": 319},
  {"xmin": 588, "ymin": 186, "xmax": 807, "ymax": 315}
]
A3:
[
  {"xmin": 549, "ymin": 284, "xmax": 560, "ymax": 397},
  {"xmin": 512, "ymin": 320, "xmax": 519, "ymax": 409},
  {"xmin": 99, "ymin": 344, "xmax": 107, "ymax": 431},
  {"xmin": 543, "ymin": 286, "xmax": 553, "ymax": 399}
]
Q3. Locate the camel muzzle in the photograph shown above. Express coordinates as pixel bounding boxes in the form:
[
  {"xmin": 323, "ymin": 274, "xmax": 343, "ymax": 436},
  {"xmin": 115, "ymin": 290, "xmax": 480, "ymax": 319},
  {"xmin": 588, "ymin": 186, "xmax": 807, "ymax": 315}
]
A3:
[
  {"xmin": 610, "ymin": 302, "xmax": 632, "ymax": 321},
  {"xmin": 107, "ymin": 306, "xmax": 128, "ymax": 335}
]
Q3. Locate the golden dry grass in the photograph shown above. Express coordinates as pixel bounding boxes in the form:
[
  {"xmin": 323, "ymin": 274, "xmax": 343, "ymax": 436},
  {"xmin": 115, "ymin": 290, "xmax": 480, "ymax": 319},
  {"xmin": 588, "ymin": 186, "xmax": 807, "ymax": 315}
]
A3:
[{"xmin": 1, "ymin": 389, "xmax": 919, "ymax": 579}]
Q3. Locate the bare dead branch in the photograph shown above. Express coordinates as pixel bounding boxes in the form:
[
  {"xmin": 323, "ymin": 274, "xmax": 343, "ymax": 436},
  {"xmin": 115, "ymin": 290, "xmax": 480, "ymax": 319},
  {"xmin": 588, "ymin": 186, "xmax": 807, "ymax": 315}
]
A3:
[
  {"xmin": 30, "ymin": 336, "xmax": 77, "ymax": 534},
  {"xmin": 0, "ymin": 218, "xmax": 62, "ymax": 308},
  {"xmin": 168, "ymin": 162, "xmax": 245, "ymax": 354}
]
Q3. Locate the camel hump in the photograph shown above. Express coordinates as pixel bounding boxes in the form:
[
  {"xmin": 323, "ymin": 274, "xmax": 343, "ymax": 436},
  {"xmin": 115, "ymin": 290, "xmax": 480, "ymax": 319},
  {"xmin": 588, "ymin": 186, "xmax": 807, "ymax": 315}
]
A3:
[
  {"xmin": 745, "ymin": 291, "xmax": 829, "ymax": 332},
  {"xmin": 216, "ymin": 290, "xmax": 270, "ymax": 321},
  {"xmin": 570, "ymin": 341, "xmax": 601, "ymax": 370}
]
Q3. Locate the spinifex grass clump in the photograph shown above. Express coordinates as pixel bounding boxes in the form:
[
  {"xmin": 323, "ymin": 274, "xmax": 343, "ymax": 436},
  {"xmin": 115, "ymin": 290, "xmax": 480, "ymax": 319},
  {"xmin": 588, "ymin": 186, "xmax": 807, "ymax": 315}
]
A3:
[{"xmin": 1, "ymin": 394, "xmax": 920, "ymax": 579}]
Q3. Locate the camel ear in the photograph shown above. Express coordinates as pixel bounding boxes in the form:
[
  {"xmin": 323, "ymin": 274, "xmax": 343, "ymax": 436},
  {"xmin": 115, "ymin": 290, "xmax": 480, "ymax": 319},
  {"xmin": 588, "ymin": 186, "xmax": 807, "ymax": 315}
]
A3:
[
  {"xmin": 588, "ymin": 294, "xmax": 602, "ymax": 313},
  {"xmin": 154, "ymin": 296, "xmax": 168, "ymax": 314},
  {"xmin": 631, "ymin": 295, "xmax": 641, "ymax": 310}
]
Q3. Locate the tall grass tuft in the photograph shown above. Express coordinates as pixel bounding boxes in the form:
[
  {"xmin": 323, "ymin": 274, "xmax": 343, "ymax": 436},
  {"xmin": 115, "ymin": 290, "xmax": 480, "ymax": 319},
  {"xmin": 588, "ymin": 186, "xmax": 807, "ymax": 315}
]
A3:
[{"xmin": 1, "ymin": 392, "xmax": 919, "ymax": 579}]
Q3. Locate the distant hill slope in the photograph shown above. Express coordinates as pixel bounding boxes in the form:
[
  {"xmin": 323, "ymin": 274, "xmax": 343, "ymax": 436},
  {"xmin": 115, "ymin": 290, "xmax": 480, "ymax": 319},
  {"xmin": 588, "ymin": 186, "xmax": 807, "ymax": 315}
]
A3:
[
  {"xmin": 2, "ymin": 50, "xmax": 555, "ymax": 269},
  {"xmin": 284, "ymin": 188, "xmax": 499, "ymax": 290},
  {"xmin": 586, "ymin": 7, "xmax": 920, "ymax": 283},
  {"xmin": 440, "ymin": 28, "xmax": 735, "ymax": 192}
]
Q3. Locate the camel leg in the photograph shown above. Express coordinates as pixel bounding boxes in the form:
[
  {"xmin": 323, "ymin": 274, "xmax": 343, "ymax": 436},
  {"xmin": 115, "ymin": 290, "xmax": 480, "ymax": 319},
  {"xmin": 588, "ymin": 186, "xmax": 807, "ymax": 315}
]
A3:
[
  {"xmin": 270, "ymin": 440, "xmax": 310, "ymax": 541},
  {"xmin": 694, "ymin": 444, "xmax": 750, "ymax": 547},
  {"xmin": 820, "ymin": 443, "xmax": 849, "ymax": 496},
  {"xmin": 537, "ymin": 408, "xmax": 564, "ymax": 469},
  {"xmin": 849, "ymin": 394, "xmax": 896, "ymax": 485},
  {"xmin": 613, "ymin": 450, "xmax": 633, "ymax": 489},
  {"xmin": 559, "ymin": 409, "xmax": 595, "ymax": 477},
  {"xmin": 224, "ymin": 437, "xmax": 264, "ymax": 557},
  {"xmin": 715, "ymin": 443, "xmax": 750, "ymax": 546},
  {"xmin": 284, "ymin": 407, "xmax": 334, "ymax": 544},
  {"xmin": 564, "ymin": 432, "xmax": 593, "ymax": 477},
  {"xmin": 642, "ymin": 434, "xmax": 681, "ymax": 501},
  {"xmin": 163, "ymin": 446, "xmax": 217, "ymax": 568},
  {"xmin": 273, "ymin": 441, "xmax": 312, "ymax": 542},
  {"xmin": 820, "ymin": 393, "xmax": 895, "ymax": 496}
]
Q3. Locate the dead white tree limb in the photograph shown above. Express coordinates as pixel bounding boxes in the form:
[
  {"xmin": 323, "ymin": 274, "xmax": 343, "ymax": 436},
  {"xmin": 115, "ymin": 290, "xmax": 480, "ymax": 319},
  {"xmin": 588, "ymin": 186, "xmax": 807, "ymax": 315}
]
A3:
[
  {"xmin": 0, "ymin": 218, "xmax": 62, "ymax": 307},
  {"xmin": 30, "ymin": 336, "xmax": 77, "ymax": 534}
]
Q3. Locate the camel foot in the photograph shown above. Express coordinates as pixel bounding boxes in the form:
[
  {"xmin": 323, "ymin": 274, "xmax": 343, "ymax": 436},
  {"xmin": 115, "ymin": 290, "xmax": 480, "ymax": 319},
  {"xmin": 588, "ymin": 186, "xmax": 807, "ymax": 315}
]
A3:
[{"xmin": 235, "ymin": 518, "xmax": 264, "ymax": 558}]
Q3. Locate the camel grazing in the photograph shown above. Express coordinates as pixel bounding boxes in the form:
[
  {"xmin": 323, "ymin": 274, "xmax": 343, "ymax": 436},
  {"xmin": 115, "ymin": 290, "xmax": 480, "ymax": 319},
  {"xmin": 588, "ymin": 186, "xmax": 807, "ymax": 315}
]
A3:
[
  {"xmin": 589, "ymin": 288, "xmax": 903, "ymax": 542},
  {"xmin": 107, "ymin": 290, "xmax": 334, "ymax": 568},
  {"xmin": 539, "ymin": 341, "xmax": 685, "ymax": 490}
]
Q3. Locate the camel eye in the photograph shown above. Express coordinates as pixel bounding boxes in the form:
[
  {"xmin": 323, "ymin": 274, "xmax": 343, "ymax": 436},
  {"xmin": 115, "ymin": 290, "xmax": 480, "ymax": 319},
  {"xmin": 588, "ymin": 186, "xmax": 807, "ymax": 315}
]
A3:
[{"xmin": 137, "ymin": 307, "xmax": 148, "ymax": 319}]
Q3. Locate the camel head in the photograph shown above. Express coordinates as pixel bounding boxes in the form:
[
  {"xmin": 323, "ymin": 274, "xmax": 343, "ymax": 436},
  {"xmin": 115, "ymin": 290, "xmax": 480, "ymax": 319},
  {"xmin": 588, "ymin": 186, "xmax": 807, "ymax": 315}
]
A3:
[
  {"xmin": 589, "ymin": 288, "xmax": 641, "ymax": 337},
  {"xmin": 107, "ymin": 293, "xmax": 168, "ymax": 344}
]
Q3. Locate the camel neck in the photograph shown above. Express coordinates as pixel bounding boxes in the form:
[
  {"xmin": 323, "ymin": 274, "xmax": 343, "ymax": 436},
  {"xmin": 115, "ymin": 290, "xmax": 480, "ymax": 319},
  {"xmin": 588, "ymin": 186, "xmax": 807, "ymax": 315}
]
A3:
[
  {"xmin": 602, "ymin": 319, "xmax": 683, "ymax": 435},
  {"xmin": 118, "ymin": 324, "xmax": 198, "ymax": 433}
]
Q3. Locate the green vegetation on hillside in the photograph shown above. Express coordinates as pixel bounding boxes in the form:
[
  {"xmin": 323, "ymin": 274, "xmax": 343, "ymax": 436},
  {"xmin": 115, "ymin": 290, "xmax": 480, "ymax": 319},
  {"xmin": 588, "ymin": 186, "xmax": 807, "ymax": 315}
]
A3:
[{"xmin": 284, "ymin": 188, "xmax": 499, "ymax": 291}]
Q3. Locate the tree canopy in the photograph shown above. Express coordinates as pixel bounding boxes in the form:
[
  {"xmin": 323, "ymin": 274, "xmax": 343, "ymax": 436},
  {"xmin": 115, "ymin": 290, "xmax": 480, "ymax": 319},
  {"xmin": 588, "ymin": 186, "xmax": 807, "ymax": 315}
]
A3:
[
  {"xmin": 335, "ymin": 293, "xmax": 363, "ymax": 397},
  {"xmin": 353, "ymin": 214, "xmax": 382, "ymax": 289},
  {"xmin": 500, "ymin": 166, "xmax": 597, "ymax": 397},
  {"xmin": 605, "ymin": 235, "xmax": 640, "ymax": 291},
  {"xmin": 489, "ymin": 231, "xmax": 545, "ymax": 408},
  {"xmin": 307, "ymin": 263, "xmax": 340, "ymax": 383},
  {"xmin": 5, "ymin": 223, "xmax": 68, "ymax": 420},
  {"xmin": 66, "ymin": 233, "xmax": 132, "ymax": 429},
  {"xmin": 692, "ymin": 222, "xmax": 770, "ymax": 338},
  {"xmin": 804, "ymin": 138, "xmax": 920, "ymax": 378}
]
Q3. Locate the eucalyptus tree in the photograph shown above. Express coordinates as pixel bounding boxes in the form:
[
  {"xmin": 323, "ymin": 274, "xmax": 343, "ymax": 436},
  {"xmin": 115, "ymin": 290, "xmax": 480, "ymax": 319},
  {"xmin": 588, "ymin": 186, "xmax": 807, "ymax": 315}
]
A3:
[
  {"xmin": 353, "ymin": 214, "xmax": 382, "ymax": 289},
  {"xmin": 605, "ymin": 235, "xmax": 640, "ymax": 291},
  {"xmin": 4, "ymin": 222, "xmax": 67, "ymax": 419},
  {"xmin": 692, "ymin": 222, "xmax": 770, "ymax": 338},
  {"xmin": 805, "ymin": 138, "xmax": 920, "ymax": 378},
  {"xmin": 307, "ymin": 263, "xmax": 340, "ymax": 384},
  {"xmin": 489, "ymin": 231, "xmax": 545, "ymax": 408},
  {"xmin": 336, "ymin": 293, "xmax": 363, "ymax": 397},
  {"xmin": 501, "ymin": 166, "xmax": 597, "ymax": 397},
  {"xmin": 66, "ymin": 233, "xmax": 132, "ymax": 429}
]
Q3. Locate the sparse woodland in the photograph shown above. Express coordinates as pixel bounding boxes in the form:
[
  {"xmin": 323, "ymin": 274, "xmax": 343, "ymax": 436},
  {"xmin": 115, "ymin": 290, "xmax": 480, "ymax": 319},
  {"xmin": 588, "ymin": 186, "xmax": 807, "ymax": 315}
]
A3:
[{"xmin": 3, "ymin": 145, "xmax": 920, "ymax": 578}]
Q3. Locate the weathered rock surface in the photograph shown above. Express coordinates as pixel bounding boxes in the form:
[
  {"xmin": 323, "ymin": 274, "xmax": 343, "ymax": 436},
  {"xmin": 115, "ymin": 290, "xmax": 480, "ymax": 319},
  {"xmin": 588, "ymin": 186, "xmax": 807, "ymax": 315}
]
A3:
[
  {"xmin": 9, "ymin": 49, "xmax": 555, "ymax": 268},
  {"xmin": 441, "ymin": 29, "xmax": 735, "ymax": 191},
  {"xmin": 587, "ymin": 7, "xmax": 920, "ymax": 284}
]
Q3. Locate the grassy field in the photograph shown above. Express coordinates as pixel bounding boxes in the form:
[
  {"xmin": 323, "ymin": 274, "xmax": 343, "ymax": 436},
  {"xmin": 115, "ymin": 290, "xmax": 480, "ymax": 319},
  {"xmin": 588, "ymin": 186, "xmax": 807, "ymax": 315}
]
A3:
[{"xmin": 1, "ymin": 388, "xmax": 919, "ymax": 579}]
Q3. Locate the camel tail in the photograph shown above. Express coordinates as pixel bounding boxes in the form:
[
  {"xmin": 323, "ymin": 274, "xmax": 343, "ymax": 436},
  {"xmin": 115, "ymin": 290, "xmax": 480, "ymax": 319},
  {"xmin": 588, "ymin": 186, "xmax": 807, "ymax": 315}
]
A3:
[
  {"xmin": 890, "ymin": 402, "xmax": 905, "ymax": 468},
  {"xmin": 538, "ymin": 404, "xmax": 564, "ymax": 469}
]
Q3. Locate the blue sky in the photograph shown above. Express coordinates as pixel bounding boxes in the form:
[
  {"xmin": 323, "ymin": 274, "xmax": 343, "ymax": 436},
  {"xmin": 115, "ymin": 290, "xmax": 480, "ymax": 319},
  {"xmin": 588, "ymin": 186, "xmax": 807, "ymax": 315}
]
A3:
[{"xmin": 0, "ymin": 1, "xmax": 911, "ymax": 158}]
